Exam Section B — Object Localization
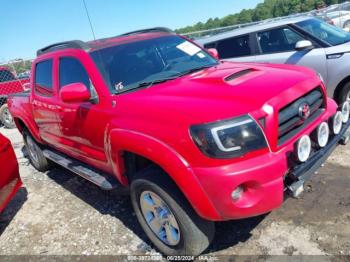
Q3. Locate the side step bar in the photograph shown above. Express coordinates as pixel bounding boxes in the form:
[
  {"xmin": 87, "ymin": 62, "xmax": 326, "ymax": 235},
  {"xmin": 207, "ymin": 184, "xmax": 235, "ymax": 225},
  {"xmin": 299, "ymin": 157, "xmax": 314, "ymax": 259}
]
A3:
[{"xmin": 43, "ymin": 149, "xmax": 121, "ymax": 190}]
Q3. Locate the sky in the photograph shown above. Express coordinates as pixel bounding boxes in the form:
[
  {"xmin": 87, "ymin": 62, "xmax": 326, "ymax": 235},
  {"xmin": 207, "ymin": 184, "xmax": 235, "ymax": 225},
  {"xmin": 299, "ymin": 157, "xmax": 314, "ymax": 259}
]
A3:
[{"xmin": 1, "ymin": 0, "xmax": 262, "ymax": 61}]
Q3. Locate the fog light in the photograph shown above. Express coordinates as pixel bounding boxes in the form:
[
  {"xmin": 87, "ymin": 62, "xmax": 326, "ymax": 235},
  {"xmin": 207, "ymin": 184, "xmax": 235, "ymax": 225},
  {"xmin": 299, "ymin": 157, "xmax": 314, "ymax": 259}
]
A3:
[
  {"xmin": 296, "ymin": 135, "xmax": 311, "ymax": 162},
  {"xmin": 331, "ymin": 111, "xmax": 343, "ymax": 135},
  {"xmin": 316, "ymin": 122, "xmax": 329, "ymax": 148},
  {"xmin": 341, "ymin": 101, "xmax": 349, "ymax": 123},
  {"xmin": 231, "ymin": 186, "xmax": 244, "ymax": 200}
]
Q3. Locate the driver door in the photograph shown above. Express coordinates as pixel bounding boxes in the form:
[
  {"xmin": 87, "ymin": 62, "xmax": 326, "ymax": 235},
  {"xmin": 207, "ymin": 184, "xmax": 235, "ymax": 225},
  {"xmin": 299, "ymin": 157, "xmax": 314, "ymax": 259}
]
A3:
[{"xmin": 54, "ymin": 56, "xmax": 109, "ymax": 170}]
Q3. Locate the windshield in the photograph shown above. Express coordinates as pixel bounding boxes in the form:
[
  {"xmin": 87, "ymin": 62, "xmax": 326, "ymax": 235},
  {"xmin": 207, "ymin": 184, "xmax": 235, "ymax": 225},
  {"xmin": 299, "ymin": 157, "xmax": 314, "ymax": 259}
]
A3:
[
  {"xmin": 90, "ymin": 35, "xmax": 218, "ymax": 93},
  {"xmin": 296, "ymin": 18, "xmax": 350, "ymax": 46}
]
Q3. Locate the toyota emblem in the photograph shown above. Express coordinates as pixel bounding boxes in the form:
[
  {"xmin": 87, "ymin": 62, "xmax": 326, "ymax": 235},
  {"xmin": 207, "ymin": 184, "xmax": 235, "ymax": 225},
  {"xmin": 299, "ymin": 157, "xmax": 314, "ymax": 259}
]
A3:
[{"xmin": 299, "ymin": 102, "xmax": 311, "ymax": 120}]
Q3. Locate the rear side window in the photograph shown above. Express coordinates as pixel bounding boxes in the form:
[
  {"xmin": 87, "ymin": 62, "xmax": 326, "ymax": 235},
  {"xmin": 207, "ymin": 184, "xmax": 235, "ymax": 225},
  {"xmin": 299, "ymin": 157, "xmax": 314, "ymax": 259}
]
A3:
[
  {"xmin": 216, "ymin": 35, "xmax": 251, "ymax": 59},
  {"xmin": 35, "ymin": 59, "xmax": 53, "ymax": 96},
  {"xmin": 59, "ymin": 57, "xmax": 90, "ymax": 90},
  {"xmin": 203, "ymin": 42, "xmax": 217, "ymax": 49},
  {"xmin": 0, "ymin": 69, "xmax": 15, "ymax": 83},
  {"xmin": 258, "ymin": 27, "xmax": 304, "ymax": 54}
]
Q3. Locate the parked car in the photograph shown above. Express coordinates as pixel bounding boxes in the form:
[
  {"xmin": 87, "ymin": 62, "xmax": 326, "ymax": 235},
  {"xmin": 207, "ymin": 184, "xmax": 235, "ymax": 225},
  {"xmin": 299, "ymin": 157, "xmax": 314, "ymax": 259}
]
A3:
[
  {"xmin": 17, "ymin": 71, "xmax": 31, "ymax": 80},
  {"xmin": 326, "ymin": 10, "xmax": 350, "ymax": 29},
  {"xmin": 8, "ymin": 28, "xmax": 350, "ymax": 256},
  {"xmin": 0, "ymin": 132, "xmax": 22, "ymax": 213},
  {"xmin": 197, "ymin": 17, "xmax": 350, "ymax": 105},
  {"xmin": 0, "ymin": 67, "xmax": 30, "ymax": 128},
  {"xmin": 314, "ymin": 13, "xmax": 336, "ymax": 25}
]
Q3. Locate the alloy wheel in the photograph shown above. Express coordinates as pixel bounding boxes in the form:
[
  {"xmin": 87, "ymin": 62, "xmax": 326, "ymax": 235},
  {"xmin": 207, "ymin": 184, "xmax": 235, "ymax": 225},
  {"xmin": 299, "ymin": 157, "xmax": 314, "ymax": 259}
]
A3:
[{"xmin": 140, "ymin": 190, "xmax": 181, "ymax": 246}]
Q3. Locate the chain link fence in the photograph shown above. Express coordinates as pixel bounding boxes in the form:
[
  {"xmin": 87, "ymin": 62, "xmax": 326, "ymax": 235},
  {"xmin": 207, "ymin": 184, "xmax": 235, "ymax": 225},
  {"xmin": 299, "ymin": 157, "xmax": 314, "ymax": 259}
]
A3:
[{"xmin": 0, "ymin": 59, "xmax": 31, "ymax": 128}]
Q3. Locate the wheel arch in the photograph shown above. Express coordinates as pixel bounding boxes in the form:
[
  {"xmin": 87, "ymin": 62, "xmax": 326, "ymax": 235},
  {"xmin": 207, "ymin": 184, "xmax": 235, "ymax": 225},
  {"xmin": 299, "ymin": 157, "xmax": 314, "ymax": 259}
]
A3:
[
  {"xmin": 343, "ymin": 19, "xmax": 350, "ymax": 28},
  {"xmin": 333, "ymin": 75, "xmax": 350, "ymax": 104},
  {"xmin": 13, "ymin": 116, "xmax": 43, "ymax": 144},
  {"xmin": 107, "ymin": 128, "xmax": 221, "ymax": 220}
]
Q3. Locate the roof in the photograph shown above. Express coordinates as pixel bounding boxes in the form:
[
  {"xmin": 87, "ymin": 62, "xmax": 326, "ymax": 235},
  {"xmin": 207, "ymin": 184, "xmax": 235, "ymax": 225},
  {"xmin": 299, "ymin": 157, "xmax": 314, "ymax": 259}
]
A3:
[
  {"xmin": 36, "ymin": 27, "xmax": 174, "ymax": 56},
  {"xmin": 0, "ymin": 66, "xmax": 10, "ymax": 71},
  {"xmin": 196, "ymin": 16, "xmax": 312, "ymax": 45}
]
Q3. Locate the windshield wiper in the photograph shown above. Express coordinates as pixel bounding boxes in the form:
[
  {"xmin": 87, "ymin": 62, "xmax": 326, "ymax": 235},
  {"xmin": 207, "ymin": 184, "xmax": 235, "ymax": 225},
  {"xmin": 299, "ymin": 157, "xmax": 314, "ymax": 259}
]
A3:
[
  {"xmin": 116, "ymin": 76, "xmax": 178, "ymax": 94},
  {"xmin": 175, "ymin": 64, "xmax": 216, "ymax": 77}
]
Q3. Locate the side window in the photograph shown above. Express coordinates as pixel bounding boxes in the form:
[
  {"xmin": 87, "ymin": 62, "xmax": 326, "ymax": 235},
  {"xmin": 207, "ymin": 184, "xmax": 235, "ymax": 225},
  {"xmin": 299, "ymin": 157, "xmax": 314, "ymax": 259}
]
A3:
[
  {"xmin": 216, "ymin": 35, "xmax": 251, "ymax": 59},
  {"xmin": 59, "ymin": 57, "xmax": 90, "ymax": 90},
  {"xmin": 258, "ymin": 27, "xmax": 305, "ymax": 54},
  {"xmin": 35, "ymin": 59, "xmax": 53, "ymax": 96},
  {"xmin": 0, "ymin": 69, "xmax": 15, "ymax": 83},
  {"xmin": 204, "ymin": 42, "xmax": 217, "ymax": 49}
]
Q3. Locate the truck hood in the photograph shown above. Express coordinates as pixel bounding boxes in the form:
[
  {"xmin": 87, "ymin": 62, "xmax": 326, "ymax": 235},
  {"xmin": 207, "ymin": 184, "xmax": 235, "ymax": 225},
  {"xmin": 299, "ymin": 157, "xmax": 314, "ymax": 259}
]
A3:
[{"xmin": 118, "ymin": 61, "xmax": 320, "ymax": 124}]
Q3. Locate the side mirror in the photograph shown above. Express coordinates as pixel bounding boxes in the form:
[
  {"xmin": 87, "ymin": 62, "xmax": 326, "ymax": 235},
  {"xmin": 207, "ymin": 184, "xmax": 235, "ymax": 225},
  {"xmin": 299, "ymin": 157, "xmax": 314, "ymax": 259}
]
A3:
[
  {"xmin": 60, "ymin": 83, "xmax": 91, "ymax": 103},
  {"xmin": 295, "ymin": 40, "xmax": 314, "ymax": 51},
  {"xmin": 207, "ymin": 48, "xmax": 219, "ymax": 59}
]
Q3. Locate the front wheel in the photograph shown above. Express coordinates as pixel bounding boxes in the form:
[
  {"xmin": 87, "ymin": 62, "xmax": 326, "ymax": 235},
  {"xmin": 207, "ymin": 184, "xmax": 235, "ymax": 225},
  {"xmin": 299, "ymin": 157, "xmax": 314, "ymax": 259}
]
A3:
[
  {"xmin": 337, "ymin": 82, "xmax": 350, "ymax": 105},
  {"xmin": 0, "ymin": 104, "xmax": 15, "ymax": 129},
  {"xmin": 130, "ymin": 166, "xmax": 215, "ymax": 256}
]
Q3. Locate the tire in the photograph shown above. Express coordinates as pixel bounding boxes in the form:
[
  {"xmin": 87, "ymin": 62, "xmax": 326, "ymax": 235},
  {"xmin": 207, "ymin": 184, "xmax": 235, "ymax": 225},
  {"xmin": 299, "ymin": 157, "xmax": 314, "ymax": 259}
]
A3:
[
  {"xmin": 23, "ymin": 131, "xmax": 50, "ymax": 172},
  {"xmin": 337, "ymin": 82, "xmax": 350, "ymax": 105},
  {"xmin": 0, "ymin": 104, "xmax": 15, "ymax": 129},
  {"xmin": 130, "ymin": 166, "xmax": 215, "ymax": 256}
]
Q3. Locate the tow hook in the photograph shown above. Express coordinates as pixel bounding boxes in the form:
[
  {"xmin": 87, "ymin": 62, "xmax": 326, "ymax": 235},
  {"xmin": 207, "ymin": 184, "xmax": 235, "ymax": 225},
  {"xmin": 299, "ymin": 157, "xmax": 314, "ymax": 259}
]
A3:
[
  {"xmin": 287, "ymin": 180, "xmax": 305, "ymax": 198},
  {"xmin": 339, "ymin": 129, "xmax": 350, "ymax": 145}
]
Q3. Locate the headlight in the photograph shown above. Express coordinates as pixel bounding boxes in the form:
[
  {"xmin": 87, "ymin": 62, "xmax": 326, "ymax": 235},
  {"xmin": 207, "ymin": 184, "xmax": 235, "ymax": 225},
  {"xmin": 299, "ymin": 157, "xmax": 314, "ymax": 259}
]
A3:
[{"xmin": 190, "ymin": 115, "xmax": 268, "ymax": 158}]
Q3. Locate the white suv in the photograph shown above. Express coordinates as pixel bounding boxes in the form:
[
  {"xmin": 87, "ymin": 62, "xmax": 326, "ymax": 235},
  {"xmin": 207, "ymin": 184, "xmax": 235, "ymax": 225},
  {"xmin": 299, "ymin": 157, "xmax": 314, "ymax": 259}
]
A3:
[{"xmin": 197, "ymin": 17, "xmax": 350, "ymax": 104}]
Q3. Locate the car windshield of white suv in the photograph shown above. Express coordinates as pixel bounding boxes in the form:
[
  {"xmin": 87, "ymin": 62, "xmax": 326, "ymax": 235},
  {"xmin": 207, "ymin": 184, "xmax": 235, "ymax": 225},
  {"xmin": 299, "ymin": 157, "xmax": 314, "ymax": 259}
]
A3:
[
  {"xmin": 90, "ymin": 35, "xmax": 218, "ymax": 94},
  {"xmin": 297, "ymin": 18, "xmax": 350, "ymax": 46}
]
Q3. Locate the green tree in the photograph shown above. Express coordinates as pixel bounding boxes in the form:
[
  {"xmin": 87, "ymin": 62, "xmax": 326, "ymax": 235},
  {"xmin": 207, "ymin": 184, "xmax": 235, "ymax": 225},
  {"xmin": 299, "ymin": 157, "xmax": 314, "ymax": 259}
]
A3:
[
  {"xmin": 237, "ymin": 9, "xmax": 253, "ymax": 23},
  {"xmin": 253, "ymin": 3, "xmax": 272, "ymax": 21},
  {"xmin": 176, "ymin": 0, "xmax": 348, "ymax": 34}
]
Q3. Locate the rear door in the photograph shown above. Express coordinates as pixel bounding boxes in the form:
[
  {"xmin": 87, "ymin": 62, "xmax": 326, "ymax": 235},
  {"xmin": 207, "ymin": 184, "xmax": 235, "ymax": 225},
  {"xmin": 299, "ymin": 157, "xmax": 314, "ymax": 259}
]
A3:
[
  {"xmin": 254, "ymin": 26, "xmax": 328, "ymax": 80},
  {"xmin": 32, "ymin": 58, "xmax": 62, "ymax": 145},
  {"xmin": 204, "ymin": 34, "xmax": 256, "ymax": 62}
]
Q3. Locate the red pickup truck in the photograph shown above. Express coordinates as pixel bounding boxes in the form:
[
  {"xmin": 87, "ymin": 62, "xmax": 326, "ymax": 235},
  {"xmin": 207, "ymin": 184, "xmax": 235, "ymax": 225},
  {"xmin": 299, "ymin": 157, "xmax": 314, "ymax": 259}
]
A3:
[
  {"xmin": 0, "ymin": 66, "xmax": 30, "ymax": 128},
  {"xmin": 0, "ymin": 133, "xmax": 22, "ymax": 213},
  {"xmin": 8, "ymin": 28, "xmax": 350, "ymax": 255}
]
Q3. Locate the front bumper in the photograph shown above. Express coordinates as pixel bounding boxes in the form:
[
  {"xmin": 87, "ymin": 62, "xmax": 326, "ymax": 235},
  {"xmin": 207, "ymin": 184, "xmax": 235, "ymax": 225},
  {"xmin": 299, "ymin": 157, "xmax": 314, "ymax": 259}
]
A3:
[
  {"xmin": 0, "ymin": 137, "xmax": 22, "ymax": 213},
  {"xmin": 285, "ymin": 121, "xmax": 349, "ymax": 197},
  {"xmin": 192, "ymin": 110, "xmax": 349, "ymax": 221}
]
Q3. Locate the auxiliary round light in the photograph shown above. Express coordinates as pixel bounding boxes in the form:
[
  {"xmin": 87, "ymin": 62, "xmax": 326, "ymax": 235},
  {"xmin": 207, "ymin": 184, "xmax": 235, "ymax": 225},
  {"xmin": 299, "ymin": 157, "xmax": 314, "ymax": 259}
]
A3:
[
  {"xmin": 331, "ymin": 111, "xmax": 343, "ymax": 135},
  {"xmin": 341, "ymin": 101, "xmax": 350, "ymax": 123},
  {"xmin": 296, "ymin": 135, "xmax": 311, "ymax": 162},
  {"xmin": 316, "ymin": 122, "xmax": 329, "ymax": 148}
]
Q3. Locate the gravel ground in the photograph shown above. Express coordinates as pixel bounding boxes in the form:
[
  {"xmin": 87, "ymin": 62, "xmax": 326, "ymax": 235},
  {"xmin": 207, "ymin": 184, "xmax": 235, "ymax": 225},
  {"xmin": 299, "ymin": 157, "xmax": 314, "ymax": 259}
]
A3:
[{"xmin": 0, "ymin": 126, "xmax": 349, "ymax": 258}]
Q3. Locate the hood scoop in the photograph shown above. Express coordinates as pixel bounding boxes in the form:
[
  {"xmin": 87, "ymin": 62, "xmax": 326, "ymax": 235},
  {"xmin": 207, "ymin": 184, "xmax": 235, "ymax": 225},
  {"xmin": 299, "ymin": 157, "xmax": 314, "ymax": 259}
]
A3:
[{"xmin": 224, "ymin": 68, "xmax": 256, "ymax": 82}]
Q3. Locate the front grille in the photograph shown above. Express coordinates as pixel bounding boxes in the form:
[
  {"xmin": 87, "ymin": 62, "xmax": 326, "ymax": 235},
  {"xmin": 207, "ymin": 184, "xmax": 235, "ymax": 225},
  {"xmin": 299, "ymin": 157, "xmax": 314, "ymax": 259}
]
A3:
[{"xmin": 278, "ymin": 87, "xmax": 325, "ymax": 145}]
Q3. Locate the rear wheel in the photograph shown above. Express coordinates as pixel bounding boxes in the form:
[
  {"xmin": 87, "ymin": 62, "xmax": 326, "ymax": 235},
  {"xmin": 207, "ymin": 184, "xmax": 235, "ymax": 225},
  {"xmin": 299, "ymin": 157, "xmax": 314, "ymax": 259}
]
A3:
[
  {"xmin": 130, "ymin": 166, "xmax": 215, "ymax": 256},
  {"xmin": 24, "ymin": 131, "xmax": 50, "ymax": 172},
  {"xmin": 0, "ymin": 104, "xmax": 15, "ymax": 129}
]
